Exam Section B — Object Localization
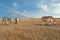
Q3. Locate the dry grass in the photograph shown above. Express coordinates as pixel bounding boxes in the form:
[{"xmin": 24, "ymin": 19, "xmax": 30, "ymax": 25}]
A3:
[
  {"xmin": 0, "ymin": 18, "xmax": 60, "ymax": 40},
  {"xmin": 0, "ymin": 24, "xmax": 60, "ymax": 40}
]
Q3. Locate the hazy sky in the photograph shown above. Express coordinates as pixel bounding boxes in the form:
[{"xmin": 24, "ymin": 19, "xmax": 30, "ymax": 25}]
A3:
[{"xmin": 0, "ymin": 0, "xmax": 60, "ymax": 18}]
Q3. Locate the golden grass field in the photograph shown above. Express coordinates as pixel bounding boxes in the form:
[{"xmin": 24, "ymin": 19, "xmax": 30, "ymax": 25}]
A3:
[{"xmin": 0, "ymin": 18, "xmax": 60, "ymax": 40}]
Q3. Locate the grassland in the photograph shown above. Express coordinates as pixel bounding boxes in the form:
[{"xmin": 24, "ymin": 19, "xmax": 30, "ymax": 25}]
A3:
[{"xmin": 0, "ymin": 18, "xmax": 60, "ymax": 40}]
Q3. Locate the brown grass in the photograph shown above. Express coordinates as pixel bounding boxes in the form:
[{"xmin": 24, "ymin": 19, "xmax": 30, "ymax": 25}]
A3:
[
  {"xmin": 0, "ymin": 19, "xmax": 60, "ymax": 40},
  {"xmin": 0, "ymin": 24, "xmax": 60, "ymax": 40}
]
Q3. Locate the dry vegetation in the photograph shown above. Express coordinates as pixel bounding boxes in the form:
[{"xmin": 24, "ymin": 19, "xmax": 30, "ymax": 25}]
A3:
[{"xmin": 0, "ymin": 18, "xmax": 60, "ymax": 40}]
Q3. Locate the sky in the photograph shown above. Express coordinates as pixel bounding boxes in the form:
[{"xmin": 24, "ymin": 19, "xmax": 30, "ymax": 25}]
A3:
[{"xmin": 0, "ymin": 0, "xmax": 60, "ymax": 18}]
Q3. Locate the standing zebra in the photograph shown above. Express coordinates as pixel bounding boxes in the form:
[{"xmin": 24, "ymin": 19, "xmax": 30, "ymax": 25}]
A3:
[{"xmin": 15, "ymin": 17, "xmax": 20, "ymax": 24}]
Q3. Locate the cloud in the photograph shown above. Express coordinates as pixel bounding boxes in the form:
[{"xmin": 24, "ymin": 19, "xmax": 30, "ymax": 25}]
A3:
[
  {"xmin": 38, "ymin": 4, "xmax": 48, "ymax": 11},
  {"xmin": 13, "ymin": 2, "xmax": 18, "ymax": 7},
  {"xmin": 9, "ymin": 10, "xmax": 32, "ymax": 18},
  {"xmin": 23, "ymin": 10, "xmax": 27, "ymax": 13},
  {"xmin": 51, "ymin": 0, "xmax": 59, "ymax": 2},
  {"xmin": 49, "ymin": 3, "xmax": 60, "ymax": 14},
  {"xmin": 36, "ymin": 0, "xmax": 60, "ymax": 18},
  {"xmin": 50, "ymin": 3, "xmax": 60, "ymax": 18}
]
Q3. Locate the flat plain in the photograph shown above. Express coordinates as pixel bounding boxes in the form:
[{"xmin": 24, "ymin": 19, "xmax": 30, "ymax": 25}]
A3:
[{"xmin": 0, "ymin": 18, "xmax": 60, "ymax": 40}]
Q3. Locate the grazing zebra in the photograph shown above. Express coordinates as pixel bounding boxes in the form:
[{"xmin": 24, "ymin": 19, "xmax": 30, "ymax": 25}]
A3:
[
  {"xmin": 42, "ymin": 16, "xmax": 56, "ymax": 26},
  {"xmin": 2, "ymin": 17, "xmax": 11, "ymax": 24}
]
